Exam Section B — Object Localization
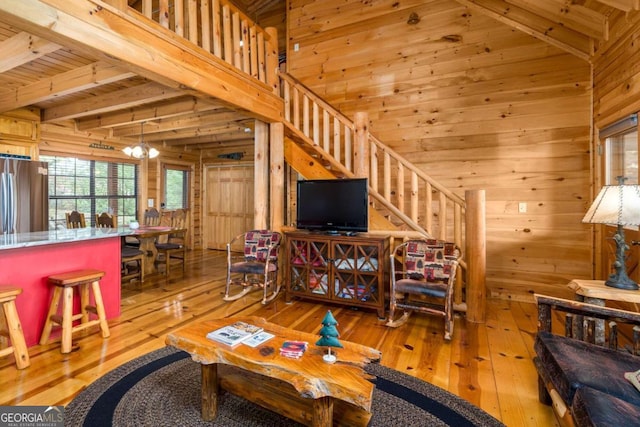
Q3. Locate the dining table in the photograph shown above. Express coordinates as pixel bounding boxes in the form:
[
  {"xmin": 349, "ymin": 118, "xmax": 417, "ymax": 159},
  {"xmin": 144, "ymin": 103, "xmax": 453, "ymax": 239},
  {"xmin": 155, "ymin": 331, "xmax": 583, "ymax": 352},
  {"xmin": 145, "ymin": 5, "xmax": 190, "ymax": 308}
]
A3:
[{"xmin": 122, "ymin": 225, "xmax": 187, "ymax": 275}]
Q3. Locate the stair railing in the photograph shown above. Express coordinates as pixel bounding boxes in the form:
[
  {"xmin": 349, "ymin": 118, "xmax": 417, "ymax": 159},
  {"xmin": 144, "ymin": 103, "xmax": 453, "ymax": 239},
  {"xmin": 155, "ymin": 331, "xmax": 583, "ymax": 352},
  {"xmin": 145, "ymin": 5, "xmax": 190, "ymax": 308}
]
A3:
[{"xmin": 279, "ymin": 72, "xmax": 465, "ymax": 248}]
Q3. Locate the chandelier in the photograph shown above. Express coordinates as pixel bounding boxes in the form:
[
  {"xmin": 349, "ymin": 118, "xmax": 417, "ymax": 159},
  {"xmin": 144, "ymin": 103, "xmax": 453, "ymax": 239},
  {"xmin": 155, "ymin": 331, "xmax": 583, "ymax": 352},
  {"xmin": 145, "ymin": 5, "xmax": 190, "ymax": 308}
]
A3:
[{"xmin": 123, "ymin": 123, "xmax": 159, "ymax": 159}]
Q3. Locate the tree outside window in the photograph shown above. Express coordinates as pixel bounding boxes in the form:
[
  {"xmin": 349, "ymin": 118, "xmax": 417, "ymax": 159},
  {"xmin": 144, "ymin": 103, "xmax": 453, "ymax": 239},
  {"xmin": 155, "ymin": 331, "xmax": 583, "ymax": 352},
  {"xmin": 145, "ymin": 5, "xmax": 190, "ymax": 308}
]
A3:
[{"xmin": 164, "ymin": 164, "xmax": 190, "ymax": 210}]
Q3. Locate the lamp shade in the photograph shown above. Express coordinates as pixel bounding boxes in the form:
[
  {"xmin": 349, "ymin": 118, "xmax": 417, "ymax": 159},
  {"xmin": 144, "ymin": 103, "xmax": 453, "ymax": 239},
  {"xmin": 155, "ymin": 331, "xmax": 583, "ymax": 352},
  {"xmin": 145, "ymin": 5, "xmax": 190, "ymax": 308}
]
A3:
[{"xmin": 582, "ymin": 183, "xmax": 640, "ymax": 226}]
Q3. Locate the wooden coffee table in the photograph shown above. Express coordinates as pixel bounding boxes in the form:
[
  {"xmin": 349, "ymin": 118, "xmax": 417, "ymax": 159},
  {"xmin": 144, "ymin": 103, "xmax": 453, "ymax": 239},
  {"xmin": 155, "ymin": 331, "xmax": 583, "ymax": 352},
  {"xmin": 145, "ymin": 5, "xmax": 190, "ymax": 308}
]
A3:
[{"xmin": 165, "ymin": 316, "xmax": 382, "ymax": 427}]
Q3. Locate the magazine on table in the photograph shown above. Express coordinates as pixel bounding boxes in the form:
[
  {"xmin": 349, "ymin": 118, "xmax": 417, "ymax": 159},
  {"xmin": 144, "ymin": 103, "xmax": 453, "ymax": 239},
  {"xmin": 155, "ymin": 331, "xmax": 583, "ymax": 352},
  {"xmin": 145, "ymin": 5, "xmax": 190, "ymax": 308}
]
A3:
[
  {"xmin": 206, "ymin": 321, "xmax": 264, "ymax": 346},
  {"xmin": 243, "ymin": 331, "xmax": 275, "ymax": 348}
]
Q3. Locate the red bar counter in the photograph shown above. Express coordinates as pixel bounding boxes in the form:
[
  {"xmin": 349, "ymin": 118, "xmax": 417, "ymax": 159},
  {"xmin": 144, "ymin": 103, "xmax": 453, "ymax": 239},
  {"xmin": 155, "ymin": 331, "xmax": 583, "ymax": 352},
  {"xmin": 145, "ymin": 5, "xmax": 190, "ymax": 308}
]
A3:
[{"xmin": 0, "ymin": 228, "xmax": 122, "ymax": 347}]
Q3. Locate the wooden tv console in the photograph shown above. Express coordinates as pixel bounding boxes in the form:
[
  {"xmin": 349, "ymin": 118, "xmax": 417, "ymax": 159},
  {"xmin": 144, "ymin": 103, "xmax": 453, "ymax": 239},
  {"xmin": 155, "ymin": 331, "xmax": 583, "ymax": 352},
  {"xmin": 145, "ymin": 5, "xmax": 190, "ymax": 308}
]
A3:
[{"xmin": 284, "ymin": 231, "xmax": 389, "ymax": 318}]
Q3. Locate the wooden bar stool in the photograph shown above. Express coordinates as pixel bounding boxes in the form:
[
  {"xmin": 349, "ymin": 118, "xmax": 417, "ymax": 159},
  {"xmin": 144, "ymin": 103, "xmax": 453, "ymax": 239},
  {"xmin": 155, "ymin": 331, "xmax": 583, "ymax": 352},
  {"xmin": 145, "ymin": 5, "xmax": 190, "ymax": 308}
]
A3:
[
  {"xmin": 0, "ymin": 287, "xmax": 30, "ymax": 369},
  {"xmin": 40, "ymin": 269, "xmax": 110, "ymax": 354}
]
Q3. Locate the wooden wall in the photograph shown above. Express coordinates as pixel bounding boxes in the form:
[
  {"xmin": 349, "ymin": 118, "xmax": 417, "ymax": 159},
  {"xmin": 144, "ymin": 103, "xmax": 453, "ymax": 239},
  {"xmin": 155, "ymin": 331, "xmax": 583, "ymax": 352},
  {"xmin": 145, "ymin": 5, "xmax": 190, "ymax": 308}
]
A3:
[
  {"xmin": 287, "ymin": 0, "xmax": 593, "ymax": 300},
  {"xmin": 591, "ymin": 12, "xmax": 640, "ymax": 283}
]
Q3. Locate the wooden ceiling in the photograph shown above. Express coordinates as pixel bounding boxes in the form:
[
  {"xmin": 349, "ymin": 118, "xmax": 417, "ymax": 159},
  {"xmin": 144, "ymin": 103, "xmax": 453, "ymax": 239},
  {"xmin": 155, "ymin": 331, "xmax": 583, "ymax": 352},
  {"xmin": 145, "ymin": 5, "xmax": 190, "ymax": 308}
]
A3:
[{"xmin": 0, "ymin": 0, "xmax": 635, "ymax": 155}]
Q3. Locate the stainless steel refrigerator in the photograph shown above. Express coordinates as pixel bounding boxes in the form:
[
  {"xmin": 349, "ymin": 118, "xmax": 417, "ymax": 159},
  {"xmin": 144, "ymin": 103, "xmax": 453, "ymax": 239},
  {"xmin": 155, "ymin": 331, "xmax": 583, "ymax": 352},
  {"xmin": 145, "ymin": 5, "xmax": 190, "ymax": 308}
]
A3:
[{"xmin": 0, "ymin": 157, "xmax": 49, "ymax": 234}]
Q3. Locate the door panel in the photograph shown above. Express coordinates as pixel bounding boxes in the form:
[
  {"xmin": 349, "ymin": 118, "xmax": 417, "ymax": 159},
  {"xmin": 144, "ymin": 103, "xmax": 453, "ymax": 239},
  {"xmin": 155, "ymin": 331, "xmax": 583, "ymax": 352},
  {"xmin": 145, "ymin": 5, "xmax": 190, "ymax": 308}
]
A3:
[{"xmin": 204, "ymin": 164, "xmax": 254, "ymax": 250}]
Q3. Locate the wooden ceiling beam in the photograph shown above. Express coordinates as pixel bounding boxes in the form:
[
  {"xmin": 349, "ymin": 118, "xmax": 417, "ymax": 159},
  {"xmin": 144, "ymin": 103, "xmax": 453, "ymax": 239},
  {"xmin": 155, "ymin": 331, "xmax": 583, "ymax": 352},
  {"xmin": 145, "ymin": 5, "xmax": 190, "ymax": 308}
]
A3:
[
  {"xmin": 594, "ymin": 0, "xmax": 639, "ymax": 12},
  {"xmin": 0, "ymin": 31, "xmax": 61, "ymax": 73},
  {"xmin": 42, "ymin": 82, "xmax": 183, "ymax": 122},
  {"xmin": 75, "ymin": 97, "xmax": 223, "ymax": 130},
  {"xmin": 0, "ymin": 0, "xmax": 283, "ymax": 123},
  {"xmin": 143, "ymin": 123, "xmax": 249, "ymax": 142},
  {"xmin": 112, "ymin": 110, "xmax": 245, "ymax": 136},
  {"xmin": 455, "ymin": 0, "xmax": 593, "ymax": 61},
  {"xmin": 0, "ymin": 61, "xmax": 135, "ymax": 114},
  {"xmin": 505, "ymin": 0, "xmax": 608, "ymax": 41}
]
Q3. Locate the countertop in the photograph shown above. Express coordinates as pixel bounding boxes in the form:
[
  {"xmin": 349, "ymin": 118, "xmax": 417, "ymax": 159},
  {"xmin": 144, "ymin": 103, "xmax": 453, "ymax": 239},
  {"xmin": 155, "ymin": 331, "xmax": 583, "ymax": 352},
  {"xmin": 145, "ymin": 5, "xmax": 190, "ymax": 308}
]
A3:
[{"xmin": 0, "ymin": 226, "xmax": 133, "ymax": 251}]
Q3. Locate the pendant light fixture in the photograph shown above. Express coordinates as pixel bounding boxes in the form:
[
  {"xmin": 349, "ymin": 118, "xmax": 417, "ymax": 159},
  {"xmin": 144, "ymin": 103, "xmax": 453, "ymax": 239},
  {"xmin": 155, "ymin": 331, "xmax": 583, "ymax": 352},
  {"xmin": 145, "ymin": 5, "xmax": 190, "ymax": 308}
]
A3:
[{"xmin": 123, "ymin": 122, "xmax": 159, "ymax": 159}]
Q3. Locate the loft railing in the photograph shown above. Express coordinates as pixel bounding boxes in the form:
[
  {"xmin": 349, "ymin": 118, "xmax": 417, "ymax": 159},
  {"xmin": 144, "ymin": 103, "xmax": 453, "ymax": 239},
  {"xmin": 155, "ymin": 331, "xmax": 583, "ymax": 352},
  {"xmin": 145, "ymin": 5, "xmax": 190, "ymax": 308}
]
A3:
[{"xmin": 128, "ymin": 0, "xmax": 277, "ymax": 88}]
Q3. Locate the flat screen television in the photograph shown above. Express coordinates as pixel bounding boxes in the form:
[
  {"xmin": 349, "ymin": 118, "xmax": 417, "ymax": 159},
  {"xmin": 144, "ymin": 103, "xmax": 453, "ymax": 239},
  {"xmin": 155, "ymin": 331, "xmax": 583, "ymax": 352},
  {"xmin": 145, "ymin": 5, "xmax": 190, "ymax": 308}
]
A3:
[{"xmin": 296, "ymin": 178, "xmax": 368, "ymax": 234}]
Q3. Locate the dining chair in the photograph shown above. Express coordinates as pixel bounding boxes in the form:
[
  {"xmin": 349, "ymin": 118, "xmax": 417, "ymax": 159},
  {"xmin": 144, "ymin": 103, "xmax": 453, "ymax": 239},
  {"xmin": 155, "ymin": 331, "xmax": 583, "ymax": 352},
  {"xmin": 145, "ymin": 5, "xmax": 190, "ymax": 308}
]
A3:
[
  {"xmin": 386, "ymin": 239, "xmax": 459, "ymax": 340},
  {"xmin": 65, "ymin": 211, "xmax": 86, "ymax": 229},
  {"xmin": 95, "ymin": 212, "xmax": 117, "ymax": 228},
  {"xmin": 155, "ymin": 209, "xmax": 187, "ymax": 279},
  {"xmin": 143, "ymin": 207, "xmax": 161, "ymax": 226},
  {"xmin": 95, "ymin": 211, "xmax": 144, "ymax": 283}
]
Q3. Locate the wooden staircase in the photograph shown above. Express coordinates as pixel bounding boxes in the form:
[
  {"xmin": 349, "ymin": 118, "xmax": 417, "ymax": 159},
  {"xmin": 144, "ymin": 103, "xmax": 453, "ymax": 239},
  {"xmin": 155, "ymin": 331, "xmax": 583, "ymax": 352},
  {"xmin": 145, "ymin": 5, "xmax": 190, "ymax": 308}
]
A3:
[{"xmin": 279, "ymin": 72, "xmax": 487, "ymax": 317}]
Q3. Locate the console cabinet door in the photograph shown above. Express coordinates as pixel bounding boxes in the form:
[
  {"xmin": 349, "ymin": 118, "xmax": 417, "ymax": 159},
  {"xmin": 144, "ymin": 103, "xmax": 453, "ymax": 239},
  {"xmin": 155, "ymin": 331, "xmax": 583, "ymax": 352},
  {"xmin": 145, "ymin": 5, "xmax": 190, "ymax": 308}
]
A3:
[
  {"xmin": 288, "ymin": 237, "xmax": 330, "ymax": 298},
  {"xmin": 332, "ymin": 240, "xmax": 382, "ymax": 306}
]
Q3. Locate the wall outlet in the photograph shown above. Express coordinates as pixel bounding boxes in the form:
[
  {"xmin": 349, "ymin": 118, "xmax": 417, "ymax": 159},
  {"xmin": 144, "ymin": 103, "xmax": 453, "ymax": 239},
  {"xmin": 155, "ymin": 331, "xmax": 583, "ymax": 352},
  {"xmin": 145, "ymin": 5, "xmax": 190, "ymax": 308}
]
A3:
[
  {"xmin": 518, "ymin": 202, "xmax": 527, "ymax": 213},
  {"xmin": 293, "ymin": 43, "xmax": 299, "ymax": 51}
]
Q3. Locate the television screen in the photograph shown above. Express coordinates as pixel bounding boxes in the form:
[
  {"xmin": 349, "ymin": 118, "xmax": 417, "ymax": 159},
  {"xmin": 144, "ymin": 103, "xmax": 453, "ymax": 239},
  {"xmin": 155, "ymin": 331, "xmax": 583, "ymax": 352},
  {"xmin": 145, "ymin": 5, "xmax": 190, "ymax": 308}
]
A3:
[{"xmin": 296, "ymin": 178, "xmax": 368, "ymax": 233}]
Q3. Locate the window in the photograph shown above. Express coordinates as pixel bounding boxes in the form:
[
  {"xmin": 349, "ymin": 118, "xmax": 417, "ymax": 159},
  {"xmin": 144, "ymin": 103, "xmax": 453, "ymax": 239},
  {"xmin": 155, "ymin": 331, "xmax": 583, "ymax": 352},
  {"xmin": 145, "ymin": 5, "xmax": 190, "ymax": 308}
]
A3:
[
  {"xmin": 602, "ymin": 114, "xmax": 638, "ymax": 184},
  {"xmin": 163, "ymin": 164, "xmax": 190, "ymax": 209},
  {"xmin": 41, "ymin": 155, "xmax": 138, "ymax": 228}
]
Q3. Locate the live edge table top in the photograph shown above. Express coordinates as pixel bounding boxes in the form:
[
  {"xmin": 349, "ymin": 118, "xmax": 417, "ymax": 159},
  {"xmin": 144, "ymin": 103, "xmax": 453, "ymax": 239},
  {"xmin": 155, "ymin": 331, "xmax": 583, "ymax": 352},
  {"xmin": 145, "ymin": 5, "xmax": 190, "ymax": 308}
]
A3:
[{"xmin": 165, "ymin": 316, "xmax": 382, "ymax": 412}]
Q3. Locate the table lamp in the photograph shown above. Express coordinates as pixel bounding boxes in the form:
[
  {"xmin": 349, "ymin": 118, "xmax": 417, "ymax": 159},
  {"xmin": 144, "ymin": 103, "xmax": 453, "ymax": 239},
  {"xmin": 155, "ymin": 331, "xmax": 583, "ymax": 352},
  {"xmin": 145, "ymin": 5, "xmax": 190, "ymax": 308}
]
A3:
[{"xmin": 582, "ymin": 176, "xmax": 640, "ymax": 290}]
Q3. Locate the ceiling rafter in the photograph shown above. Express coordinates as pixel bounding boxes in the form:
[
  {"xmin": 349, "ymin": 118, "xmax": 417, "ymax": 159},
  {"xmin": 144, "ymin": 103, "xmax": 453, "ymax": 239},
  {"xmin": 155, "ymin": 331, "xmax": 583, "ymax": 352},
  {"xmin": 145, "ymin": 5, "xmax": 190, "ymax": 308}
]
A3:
[
  {"xmin": 75, "ymin": 97, "xmax": 223, "ymax": 130},
  {"xmin": 594, "ymin": 0, "xmax": 640, "ymax": 12},
  {"xmin": 455, "ymin": 0, "xmax": 594, "ymax": 61},
  {"xmin": 0, "ymin": 62, "xmax": 135, "ymax": 114},
  {"xmin": 505, "ymin": 0, "xmax": 608, "ymax": 40},
  {"xmin": 0, "ymin": 31, "xmax": 61, "ymax": 73},
  {"xmin": 112, "ymin": 110, "xmax": 243, "ymax": 136},
  {"xmin": 42, "ymin": 82, "xmax": 184, "ymax": 122}
]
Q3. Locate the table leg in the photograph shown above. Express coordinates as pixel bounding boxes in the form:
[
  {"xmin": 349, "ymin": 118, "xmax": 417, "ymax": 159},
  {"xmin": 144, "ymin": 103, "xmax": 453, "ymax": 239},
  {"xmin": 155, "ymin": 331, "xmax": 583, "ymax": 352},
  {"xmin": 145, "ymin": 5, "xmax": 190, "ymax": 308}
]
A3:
[
  {"xmin": 312, "ymin": 396, "xmax": 333, "ymax": 427},
  {"xmin": 201, "ymin": 363, "xmax": 219, "ymax": 421},
  {"xmin": 136, "ymin": 236, "xmax": 159, "ymax": 276}
]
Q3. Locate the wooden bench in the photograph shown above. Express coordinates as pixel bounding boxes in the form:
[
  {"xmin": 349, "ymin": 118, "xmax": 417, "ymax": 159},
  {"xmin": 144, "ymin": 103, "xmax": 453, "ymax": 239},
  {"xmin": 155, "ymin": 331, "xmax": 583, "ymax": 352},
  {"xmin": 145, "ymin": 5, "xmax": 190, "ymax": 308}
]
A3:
[{"xmin": 534, "ymin": 294, "xmax": 640, "ymax": 426}]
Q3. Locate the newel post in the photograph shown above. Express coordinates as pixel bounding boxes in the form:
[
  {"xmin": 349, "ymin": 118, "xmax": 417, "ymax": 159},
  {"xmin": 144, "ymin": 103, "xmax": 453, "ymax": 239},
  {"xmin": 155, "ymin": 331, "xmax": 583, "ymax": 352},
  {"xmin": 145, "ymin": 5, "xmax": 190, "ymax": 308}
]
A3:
[
  {"xmin": 270, "ymin": 122, "xmax": 285, "ymax": 231},
  {"xmin": 354, "ymin": 112, "xmax": 369, "ymax": 178},
  {"xmin": 465, "ymin": 189, "xmax": 486, "ymax": 323},
  {"xmin": 254, "ymin": 120, "xmax": 269, "ymax": 229}
]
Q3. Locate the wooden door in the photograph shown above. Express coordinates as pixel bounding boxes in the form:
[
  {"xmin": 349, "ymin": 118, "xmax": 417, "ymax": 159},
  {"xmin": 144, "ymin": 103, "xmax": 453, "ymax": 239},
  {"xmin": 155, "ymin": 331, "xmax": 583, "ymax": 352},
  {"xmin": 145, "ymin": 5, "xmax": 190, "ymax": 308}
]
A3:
[{"xmin": 204, "ymin": 164, "xmax": 254, "ymax": 250}]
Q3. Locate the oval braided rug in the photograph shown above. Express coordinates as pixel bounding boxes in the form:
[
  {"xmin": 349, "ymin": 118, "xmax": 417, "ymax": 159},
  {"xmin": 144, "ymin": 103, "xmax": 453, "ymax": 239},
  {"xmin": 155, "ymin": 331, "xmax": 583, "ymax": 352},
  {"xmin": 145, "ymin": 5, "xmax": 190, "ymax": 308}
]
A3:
[{"xmin": 65, "ymin": 346, "xmax": 504, "ymax": 427}]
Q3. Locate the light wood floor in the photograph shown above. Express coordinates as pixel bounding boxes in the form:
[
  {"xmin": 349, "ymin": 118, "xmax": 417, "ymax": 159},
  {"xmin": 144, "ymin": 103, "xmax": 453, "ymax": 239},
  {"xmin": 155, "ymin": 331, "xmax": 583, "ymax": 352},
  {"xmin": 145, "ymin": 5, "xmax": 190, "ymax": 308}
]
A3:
[{"xmin": 0, "ymin": 249, "xmax": 558, "ymax": 426}]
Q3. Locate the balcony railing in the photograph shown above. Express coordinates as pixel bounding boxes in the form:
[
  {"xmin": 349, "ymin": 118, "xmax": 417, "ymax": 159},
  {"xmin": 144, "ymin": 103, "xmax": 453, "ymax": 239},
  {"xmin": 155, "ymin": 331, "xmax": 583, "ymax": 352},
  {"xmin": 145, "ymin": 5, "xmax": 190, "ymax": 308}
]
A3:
[{"xmin": 129, "ymin": 0, "xmax": 278, "ymax": 89}]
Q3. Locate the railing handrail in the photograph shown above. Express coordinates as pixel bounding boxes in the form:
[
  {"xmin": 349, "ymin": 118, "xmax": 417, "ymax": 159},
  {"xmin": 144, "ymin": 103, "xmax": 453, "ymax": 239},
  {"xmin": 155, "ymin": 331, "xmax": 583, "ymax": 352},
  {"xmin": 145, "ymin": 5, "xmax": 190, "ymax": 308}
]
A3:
[
  {"xmin": 129, "ymin": 0, "xmax": 277, "ymax": 90},
  {"xmin": 279, "ymin": 72, "xmax": 465, "ymax": 207},
  {"xmin": 279, "ymin": 71, "xmax": 466, "ymax": 240}
]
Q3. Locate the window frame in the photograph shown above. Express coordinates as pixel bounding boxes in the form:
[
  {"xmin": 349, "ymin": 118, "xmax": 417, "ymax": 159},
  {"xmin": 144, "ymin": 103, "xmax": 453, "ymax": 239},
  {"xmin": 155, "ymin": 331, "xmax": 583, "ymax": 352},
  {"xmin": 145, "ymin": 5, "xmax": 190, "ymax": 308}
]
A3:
[
  {"xmin": 162, "ymin": 162, "xmax": 191, "ymax": 210},
  {"xmin": 41, "ymin": 154, "xmax": 139, "ymax": 228}
]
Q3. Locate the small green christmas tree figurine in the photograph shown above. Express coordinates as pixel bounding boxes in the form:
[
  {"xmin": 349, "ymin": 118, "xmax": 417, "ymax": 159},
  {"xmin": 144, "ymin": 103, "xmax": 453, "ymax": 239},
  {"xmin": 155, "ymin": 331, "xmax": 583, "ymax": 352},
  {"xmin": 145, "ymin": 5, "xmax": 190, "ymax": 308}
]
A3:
[{"xmin": 316, "ymin": 310, "xmax": 343, "ymax": 363}]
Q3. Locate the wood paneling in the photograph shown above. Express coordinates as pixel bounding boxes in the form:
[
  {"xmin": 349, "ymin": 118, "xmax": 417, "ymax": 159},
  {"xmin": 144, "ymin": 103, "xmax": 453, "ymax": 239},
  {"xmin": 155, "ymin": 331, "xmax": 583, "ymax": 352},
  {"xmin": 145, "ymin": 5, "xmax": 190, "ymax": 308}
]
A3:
[
  {"xmin": 591, "ymin": 11, "xmax": 640, "ymax": 282},
  {"xmin": 287, "ymin": 0, "xmax": 593, "ymax": 300}
]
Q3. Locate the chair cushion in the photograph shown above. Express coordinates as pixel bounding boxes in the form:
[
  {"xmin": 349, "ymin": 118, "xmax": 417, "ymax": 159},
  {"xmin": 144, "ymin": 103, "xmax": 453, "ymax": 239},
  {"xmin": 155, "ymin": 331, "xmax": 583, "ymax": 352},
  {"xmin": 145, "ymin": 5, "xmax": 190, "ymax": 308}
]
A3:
[
  {"xmin": 122, "ymin": 247, "xmax": 144, "ymax": 257},
  {"xmin": 156, "ymin": 242, "xmax": 182, "ymax": 250},
  {"xmin": 534, "ymin": 331, "xmax": 640, "ymax": 407},
  {"xmin": 394, "ymin": 279, "xmax": 447, "ymax": 298},
  {"xmin": 244, "ymin": 230, "xmax": 281, "ymax": 262},
  {"xmin": 572, "ymin": 386, "xmax": 640, "ymax": 427},
  {"xmin": 230, "ymin": 261, "xmax": 277, "ymax": 275}
]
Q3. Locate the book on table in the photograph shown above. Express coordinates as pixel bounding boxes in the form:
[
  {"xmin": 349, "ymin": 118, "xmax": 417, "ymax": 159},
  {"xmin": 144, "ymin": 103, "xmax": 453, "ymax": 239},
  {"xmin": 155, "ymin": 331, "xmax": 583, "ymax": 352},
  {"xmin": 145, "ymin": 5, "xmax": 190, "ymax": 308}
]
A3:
[
  {"xmin": 206, "ymin": 321, "xmax": 264, "ymax": 346},
  {"xmin": 280, "ymin": 340, "xmax": 308, "ymax": 359}
]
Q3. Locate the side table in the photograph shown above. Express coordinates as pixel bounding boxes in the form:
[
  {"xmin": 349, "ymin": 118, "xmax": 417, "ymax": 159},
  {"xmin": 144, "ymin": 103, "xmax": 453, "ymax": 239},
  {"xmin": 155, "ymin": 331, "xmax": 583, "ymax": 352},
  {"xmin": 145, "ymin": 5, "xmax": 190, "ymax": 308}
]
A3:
[{"xmin": 568, "ymin": 279, "xmax": 640, "ymax": 345}]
